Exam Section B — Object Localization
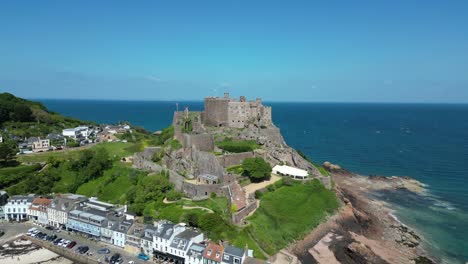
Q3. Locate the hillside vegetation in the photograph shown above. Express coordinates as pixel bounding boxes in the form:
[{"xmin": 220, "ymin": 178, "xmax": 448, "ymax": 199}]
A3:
[
  {"xmin": 247, "ymin": 179, "xmax": 339, "ymax": 255},
  {"xmin": 0, "ymin": 92, "xmax": 90, "ymax": 137}
]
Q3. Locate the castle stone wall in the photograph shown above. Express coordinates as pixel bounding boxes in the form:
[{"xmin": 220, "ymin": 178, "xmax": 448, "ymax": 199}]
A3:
[
  {"xmin": 182, "ymin": 134, "xmax": 214, "ymax": 152},
  {"xmin": 203, "ymin": 97, "xmax": 229, "ymax": 127},
  {"xmin": 217, "ymin": 152, "xmax": 254, "ymax": 168},
  {"xmin": 182, "ymin": 182, "xmax": 227, "ymax": 200},
  {"xmin": 232, "ymin": 200, "xmax": 258, "ymax": 224}
]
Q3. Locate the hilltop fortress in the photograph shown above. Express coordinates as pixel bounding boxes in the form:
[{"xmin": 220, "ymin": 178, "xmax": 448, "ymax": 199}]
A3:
[
  {"xmin": 133, "ymin": 92, "xmax": 330, "ymax": 224},
  {"xmin": 203, "ymin": 93, "xmax": 272, "ymax": 128}
]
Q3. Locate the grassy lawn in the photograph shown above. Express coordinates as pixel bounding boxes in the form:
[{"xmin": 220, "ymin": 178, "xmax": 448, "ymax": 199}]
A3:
[
  {"xmin": 180, "ymin": 197, "xmax": 229, "ymax": 215},
  {"xmin": 216, "ymin": 139, "xmax": 260, "ymax": 153},
  {"xmin": 76, "ymin": 163, "xmax": 146, "ymax": 204},
  {"xmin": 0, "ymin": 164, "xmax": 42, "ymax": 189},
  {"xmin": 17, "ymin": 142, "xmax": 140, "ymax": 163},
  {"xmin": 247, "ymin": 179, "xmax": 339, "ymax": 255}
]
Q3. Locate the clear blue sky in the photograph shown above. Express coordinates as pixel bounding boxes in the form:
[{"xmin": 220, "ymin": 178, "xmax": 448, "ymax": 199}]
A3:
[{"xmin": 1, "ymin": 0, "xmax": 467, "ymax": 102}]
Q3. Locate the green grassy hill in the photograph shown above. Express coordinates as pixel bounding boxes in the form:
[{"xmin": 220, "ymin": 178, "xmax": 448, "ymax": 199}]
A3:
[
  {"xmin": 0, "ymin": 92, "xmax": 92, "ymax": 138},
  {"xmin": 247, "ymin": 179, "xmax": 339, "ymax": 255}
]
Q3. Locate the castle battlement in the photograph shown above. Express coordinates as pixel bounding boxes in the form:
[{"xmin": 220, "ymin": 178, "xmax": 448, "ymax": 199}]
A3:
[{"xmin": 203, "ymin": 92, "xmax": 272, "ymax": 128}]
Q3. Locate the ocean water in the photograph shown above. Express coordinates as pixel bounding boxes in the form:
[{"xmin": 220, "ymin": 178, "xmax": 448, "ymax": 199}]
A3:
[{"xmin": 40, "ymin": 99, "xmax": 468, "ymax": 263}]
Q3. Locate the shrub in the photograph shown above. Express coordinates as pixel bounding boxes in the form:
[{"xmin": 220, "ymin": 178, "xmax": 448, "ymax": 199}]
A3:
[
  {"xmin": 155, "ymin": 125, "xmax": 174, "ymax": 145},
  {"xmin": 242, "ymin": 157, "xmax": 272, "ymax": 182},
  {"xmin": 216, "ymin": 139, "xmax": 259, "ymax": 153}
]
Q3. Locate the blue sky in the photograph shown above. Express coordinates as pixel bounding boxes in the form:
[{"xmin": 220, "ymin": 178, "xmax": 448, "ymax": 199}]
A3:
[{"xmin": 1, "ymin": 0, "xmax": 467, "ymax": 102}]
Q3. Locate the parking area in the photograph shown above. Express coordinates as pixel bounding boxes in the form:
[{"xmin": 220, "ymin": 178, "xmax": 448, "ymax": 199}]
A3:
[{"xmin": 1, "ymin": 222, "xmax": 151, "ymax": 264}]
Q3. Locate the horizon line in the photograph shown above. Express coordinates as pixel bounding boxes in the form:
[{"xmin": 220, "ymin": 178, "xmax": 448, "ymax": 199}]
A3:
[{"xmin": 28, "ymin": 97, "xmax": 468, "ymax": 105}]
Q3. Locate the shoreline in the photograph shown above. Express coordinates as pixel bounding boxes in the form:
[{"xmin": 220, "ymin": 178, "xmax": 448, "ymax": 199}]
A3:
[{"xmin": 280, "ymin": 163, "xmax": 436, "ymax": 264}]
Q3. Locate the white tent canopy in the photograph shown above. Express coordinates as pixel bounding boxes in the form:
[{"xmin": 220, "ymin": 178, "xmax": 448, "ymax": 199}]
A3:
[{"xmin": 272, "ymin": 165, "xmax": 309, "ymax": 179}]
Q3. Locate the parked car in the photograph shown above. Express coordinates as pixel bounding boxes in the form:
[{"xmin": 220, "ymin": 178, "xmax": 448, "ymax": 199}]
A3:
[
  {"xmin": 67, "ymin": 241, "xmax": 76, "ymax": 249},
  {"xmin": 62, "ymin": 240, "xmax": 71, "ymax": 247},
  {"xmin": 110, "ymin": 253, "xmax": 121, "ymax": 264},
  {"xmin": 79, "ymin": 246, "xmax": 89, "ymax": 254},
  {"xmin": 27, "ymin": 228, "xmax": 37, "ymax": 236},
  {"xmin": 97, "ymin": 248, "xmax": 110, "ymax": 254},
  {"xmin": 57, "ymin": 239, "xmax": 66, "ymax": 246},
  {"xmin": 138, "ymin": 253, "xmax": 150, "ymax": 261},
  {"xmin": 53, "ymin": 238, "xmax": 62, "ymax": 245}
]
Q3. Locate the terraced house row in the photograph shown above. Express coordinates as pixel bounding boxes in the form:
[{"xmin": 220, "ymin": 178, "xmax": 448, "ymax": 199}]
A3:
[{"xmin": 1, "ymin": 193, "xmax": 253, "ymax": 264}]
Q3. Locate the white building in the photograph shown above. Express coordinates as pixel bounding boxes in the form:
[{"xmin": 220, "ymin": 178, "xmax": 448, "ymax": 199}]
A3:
[
  {"xmin": 272, "ymin": 165, "xmax": 309, "ymax": 180},
  {"xmin": 141, "ymin": 225, "xmax": 157, "ymax": 256},
  {"xmin": 4, "ymin": 195, "xmax": 35, "ymax": 221},
  {"xmin": 168, "ymin": 229, "xmax": 204, "ymax": 262},
  {"xmin": 153, "ymin": 222, "xmax": 185, "ymax": 259},
  {"xmin": 112, "ymin": 219, "xmax": 133, "ymax": 247},
  {"xmin": 32, "ymin": 138, "xmax": 50, "ymax": 152},
  {"xmin": 28, "ymin": 197, "xmax": 52, "ymax": 225},
  {"xmin": 186, "ymin": 243, "xmax": 206, "ymax": 264},
  {"xmin": 62, "ymin": 126, "xmax": 89, "ymax": 140}
]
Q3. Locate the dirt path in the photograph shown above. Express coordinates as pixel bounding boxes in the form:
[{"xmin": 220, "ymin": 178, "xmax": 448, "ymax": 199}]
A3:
[
  {"xmin": 182, "ymin": 206, "xmax": 214, "ymax": 213},
  {"xmin": 243, "ymin": 174, "xmax": 281, "ymax": 196},
  {"xmin": 162, "ymin": 197, "xmax": 191, "ymax": 204}
]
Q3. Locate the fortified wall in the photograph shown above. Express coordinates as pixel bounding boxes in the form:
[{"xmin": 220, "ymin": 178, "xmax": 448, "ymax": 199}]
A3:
[{"xmin": 203, "ymin": 93, "xmax": 272, "ymax": 128}]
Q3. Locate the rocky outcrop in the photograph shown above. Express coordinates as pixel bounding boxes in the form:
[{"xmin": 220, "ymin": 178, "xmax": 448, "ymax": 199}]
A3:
[{"xmin": 164, "ymin": 147, "xmax": 225, "ymax": 179}]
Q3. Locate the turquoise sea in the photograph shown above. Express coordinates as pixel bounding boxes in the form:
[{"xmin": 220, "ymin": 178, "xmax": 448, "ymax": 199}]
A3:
[{"xmin": 40, "ymin": 99, "xmax": 468, "ymax": 264}]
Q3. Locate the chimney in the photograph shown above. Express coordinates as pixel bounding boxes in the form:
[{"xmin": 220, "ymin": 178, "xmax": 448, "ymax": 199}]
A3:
[
  {"xmin": 240, "ymin": 96, "xmax": 246, "ymax": 102},
  {"xmin": 224, "ymin": 92, "xmax": 230, "ymax": 99}
]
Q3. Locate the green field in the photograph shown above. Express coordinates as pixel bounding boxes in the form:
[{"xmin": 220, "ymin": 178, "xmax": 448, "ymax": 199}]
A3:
[
  {"xmin": 216, "ymin": 139, "xmax": 260, "ymax": 153},
  {"xmin": 247, "ymin": 179, "xmax": 339, "ymax": 255},
  {"xmin": 17, "ymin": 142, "xmax": 140, "ymax": 163},
  {"xmin": 0, "ymin": 164, "xmax": 42, "ymax": 189}
]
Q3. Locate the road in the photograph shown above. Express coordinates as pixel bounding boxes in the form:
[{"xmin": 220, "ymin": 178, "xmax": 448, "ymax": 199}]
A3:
[{"xmin": 0, "ymin": 222, "xmax": 151, "ymax": 264}]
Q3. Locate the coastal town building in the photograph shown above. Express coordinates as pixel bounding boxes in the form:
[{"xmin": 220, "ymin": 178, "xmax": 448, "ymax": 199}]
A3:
[
  {"xmin": 168, "ymin": 228, "xmax": 204, "ymax": 263},
  {"xmin": 125, "ymin": 222, "xmax": 145, "ymax": 253},
  {"xmin": 272, "ymin": 165, "xmax": 309, "ymax": 180},
  {"xmin": 31, "ymin": 138, "xmax": 51, "ymax": 152},
  {"xmin": 186, "ymin": 243, "xmax": 206, "ymax": 264},
  {"xmin": 47, "ymin": 194, "xmax": 87, "ymax": 228},
  {"xmin": 203, "ymin": 241, "xmax": 224, "ymax": 264},
  {"xmin": 222, "ymin": 245, "xmax": 246, "ymax": 264},
  {"xmin": 141, "ymin": 225, "xmax": 158, "ymax": 256},
  {"xmin": 0, "ymin": 190, "xmax": 9, "ymax": 219},
  {"xmin": 152, "ymin": 222, "xmax": 182, "ymax": 259},
  {"xmin": 62, "ymin": 126, "xmax": 90, "ymax": 140},
  {"xmin": 2, "ymin": 191, "xmax": 253, "ymax": 264},
  {"xmin": 113, "ymin": 219, "xmax": 133, "ymax": 247},
  {"xmin": 4, "ymin": 194, "xmax": 35, "ymax": 221},
  {"xmin": 27, "ymin": 197, "xmax": 52, "ymax": 225},
  {"xmin": 67, "ymin": 208, "xmax": 107, "ymax": 237}
]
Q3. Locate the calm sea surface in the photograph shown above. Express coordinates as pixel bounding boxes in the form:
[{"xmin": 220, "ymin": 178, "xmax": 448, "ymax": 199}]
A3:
[{"xmin": 40, "ymin": 99, "xmax": 468, "ymax": 263}]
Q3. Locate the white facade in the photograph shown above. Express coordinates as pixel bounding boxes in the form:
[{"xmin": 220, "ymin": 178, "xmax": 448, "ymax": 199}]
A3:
[
  {"xmin": 47, "ymin": 207, "xmax": 68, "ymax": 228},
  {"xmin": 32, "ymin": 138, "xmax": 50, "ymax": 152},
  {"xmin": 4, "ymin": 195, "xmax": 34, "ymax": 221},
  {"xmin": 153, "ymin": 223, "xmax": 185, "ymax": 254},
  {"xmin": 113, "ymin": 230, "xmax": 127, "ymax": 247},
  {"xmin": 62, "ymin": 128, "xmax": 79, "ymax": 138}
]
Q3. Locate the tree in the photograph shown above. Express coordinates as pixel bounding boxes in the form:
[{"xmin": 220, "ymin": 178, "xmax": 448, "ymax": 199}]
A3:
[
  {"xmin": 11, "ymin": 104, "xmax": 33, "ymax": 122},
  {"xmin": 0, "ymin": 143, "xmax": 16, "ymax": 166},
  {"xmin": 242, "ymin": 157, "xmax": 272, "ymax": 182}
]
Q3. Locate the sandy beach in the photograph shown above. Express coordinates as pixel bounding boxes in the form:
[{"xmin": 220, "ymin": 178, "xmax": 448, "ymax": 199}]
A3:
[{"xmin": 0, "ymin": 238, "xmax": 73, "ymax": 264}]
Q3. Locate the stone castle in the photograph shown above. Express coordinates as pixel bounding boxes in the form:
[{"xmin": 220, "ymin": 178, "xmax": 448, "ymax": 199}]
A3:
[{"xmin": 203, "ymin": 93, "xmax": 272, "ymax": 128}]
